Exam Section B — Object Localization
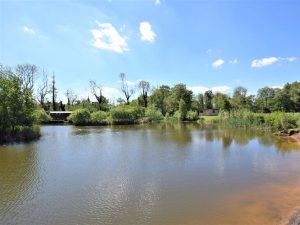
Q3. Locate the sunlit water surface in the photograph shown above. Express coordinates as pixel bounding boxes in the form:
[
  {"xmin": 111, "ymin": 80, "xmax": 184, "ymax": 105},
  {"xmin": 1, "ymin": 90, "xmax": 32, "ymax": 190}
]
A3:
[{"xmin": 1, "ymin": 124, "xmax": 300, "ymax": 225}]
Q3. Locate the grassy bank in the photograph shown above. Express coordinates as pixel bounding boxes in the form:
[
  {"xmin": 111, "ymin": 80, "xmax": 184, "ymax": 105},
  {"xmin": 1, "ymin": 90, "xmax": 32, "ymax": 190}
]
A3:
[
  {"xmin": 202, "ymin": 111, "xmax": 300, "ymax": 131},
  {"xmin": 67, "ymin": 106, "xmax": 300, "ymax": 134},
  {"xmin": 0, "ymin": 125, "xmax": 40, "ymax": 144}
]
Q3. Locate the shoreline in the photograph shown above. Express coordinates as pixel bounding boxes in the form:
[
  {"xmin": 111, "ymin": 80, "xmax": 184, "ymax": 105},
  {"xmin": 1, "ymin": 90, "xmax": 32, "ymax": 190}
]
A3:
[
  {"xmin": 290, "ymin": 132, "xmax": 300, "ymax": 145},
  {"xmin": 282, "ymin": 208, "xmax": 300, "ymax": 225}
]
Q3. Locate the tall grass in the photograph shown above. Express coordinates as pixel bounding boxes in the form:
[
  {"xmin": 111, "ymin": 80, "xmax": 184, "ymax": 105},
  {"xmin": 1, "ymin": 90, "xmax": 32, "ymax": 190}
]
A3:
[
  {"xmin": 218, "ymin": 110, "xmax": 299, "ymax": 131},
  {"xmin": 0, "ymin": 125, "xmax": 40, "ymax": 143}
]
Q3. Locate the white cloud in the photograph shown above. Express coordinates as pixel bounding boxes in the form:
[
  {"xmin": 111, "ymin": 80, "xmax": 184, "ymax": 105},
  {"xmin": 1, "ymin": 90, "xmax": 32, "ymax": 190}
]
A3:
[
  {"xmin": 251, "ymin": 57, "xmax": 279, "ymax": 68},
  {"xmin": 118, "ymin": 79, "xmax": 135, "ymax": 86},
  {"xmin": 155, "ymin": 0, "xmax": 161, "ymax": 5},
  {"xmin": 251, "ymin": 57, "xmax": 297, "ymax": 68},
  {"xmin": 189, "ymin": 85, "xmax": 230, "ymax": 94},
  {"xmin": 229, "ymin": 59, "xmax": 238, "ymax": 64},
  {"xmin": 271, "ymin": 85, "xmax": 283, "ymax": 89},
  {"xmin": 287, "ymin": 57, "xmax": 297, "ymax": 62},
  {"xmin": 91, "ymin": 21, "xmax": 128, "ymax": 53},
  {"xmin": 102, "ymin": 86, "xmax": 120, "ymax": 98},
  {"xmin": 125, "ymin": 80, "xmax": 135, "ymax": 86},
  {"xmin": 23, "ymin": 26, "xmax": 36, "ymax": 35},
  {"xmin": 139, "ymin": 21, "xmax": 156, "ymax": 42},
  {"xmin": 212, "ymin": 59, "xmax": 225, "ymax": 68}
]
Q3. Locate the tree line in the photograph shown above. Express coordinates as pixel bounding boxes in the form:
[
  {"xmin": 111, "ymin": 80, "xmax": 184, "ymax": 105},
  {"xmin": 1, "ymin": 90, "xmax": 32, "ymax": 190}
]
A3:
[
  {"xmin": 31, "ymin": 65, "xmax": 300, "ymax": 115},
  {"xmin": 1, "ymin": 63, "xmax": 299, "ymax": 125}
]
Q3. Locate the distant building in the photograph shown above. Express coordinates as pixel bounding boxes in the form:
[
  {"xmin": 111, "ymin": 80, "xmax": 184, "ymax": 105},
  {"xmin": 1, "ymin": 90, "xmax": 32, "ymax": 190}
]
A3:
[
  {"xmin": 49, "ymin": 111, "xmax": 72, "ymax": 122},
  {"xmin": 200, "ymin": 109, "xmax": 219, "ymax": 116}
]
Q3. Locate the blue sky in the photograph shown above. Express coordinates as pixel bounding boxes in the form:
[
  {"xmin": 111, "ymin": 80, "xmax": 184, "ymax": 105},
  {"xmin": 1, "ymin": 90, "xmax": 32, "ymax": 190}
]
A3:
[{"xmin": 0, "ymin": 0, "xmax": 299, "ymax": 102}]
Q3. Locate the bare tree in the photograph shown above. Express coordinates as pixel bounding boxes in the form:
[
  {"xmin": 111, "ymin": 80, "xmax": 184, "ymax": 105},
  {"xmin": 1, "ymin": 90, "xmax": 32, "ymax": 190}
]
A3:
[
  {"xmin": 65, "ymin": 89, "xmax": 78, "ymax": 106},
  {"xmin": 138, "ymin": 80, "xmax": 150, "ymax": 107},
  {"xmin": 15, "ymin": 64, "xmax": 38, "ymax": 91},
  {"xmin": 119, "ymin": 73, "xmax": 135, "ymax": 105},
  {"xmin": 89, "ymin": 80, "xmax": 106, "ymax": 105},
  {"xmin": 36, "ymin": 69, "xmax": 50, "ymax": 108},
  {"xmin": 51, "ymin": 73, "xmax": 57, "ymax": 111}
]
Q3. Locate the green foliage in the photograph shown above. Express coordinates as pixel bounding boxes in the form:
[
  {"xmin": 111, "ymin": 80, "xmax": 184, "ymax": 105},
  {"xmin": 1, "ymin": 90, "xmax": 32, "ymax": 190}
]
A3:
[
  {"xmin": 256, "ymin": 87, "xmax": 277, "ymax": 112},
  {"xmin": 176, "ymin": 99, "xmax": 188, "ymax": 121},
  {"xmin": 109, "ymin": 105, "xmax": 145, "ymax": 124},
  {"xmin": 66, "ymin": 100, "xmax": 100, "ymax": 112},
  {"xmin": 90, "ymin": 111, "xmax": 108, "ymax": 125},
  {"xmin": 164, "ymin": 84, "xmax": 193, "ymax": 115},
  {"xmin": 0, "ymin": 125, "xmax": 40, "ymax": 143},
  {"xmin": 219, "ymin": 110, "xmax": 298, "ymax": 131},
  {"xmin": 68, "ymin": 108, "xmax": 91, "ymax": 125},
  {"xmin": 264, "ymin": 112, "xmax": 298, "ymax": 130},
  {"xmin": 200, "ymin": 115, "xmax": 220, "ymax": 123},
  {"xmin": 149, "ymin": 85, "xmax": 170, "ymax": 115},
  {"xmin": 214, "ymin": 93, "xmax": 231, "ymax": 111},
  {"xmin": 204, "ymin": 90, "xmax": 214, "ymax": 109},
  {"xmin": 144, "ymin": 105, "xmax": 164, "ymax": 122},
  {"xmin": 164, "ymin": 112, "xmax": 178, "ymax": 122},
  {"xmin": 0, "ymin": 65, "xmax": 39, "ymax": 142},
  {"xmin": 13, "ymin": 125, "xmax": 40, "ymax": 141},
  {"xmin": 231, "ymin": 86, "xmax": 254, "ymax": 110},
  {"xmin": 197, "ymin": 94, "xmax": 205, "ymax": 112},
  {"xmin": 186, "ymin": 110, "xmax": 199, "ymax": 121},
  {"xmin": 33, "ymin": 109, "xmax": 52, "ymax": 123}
]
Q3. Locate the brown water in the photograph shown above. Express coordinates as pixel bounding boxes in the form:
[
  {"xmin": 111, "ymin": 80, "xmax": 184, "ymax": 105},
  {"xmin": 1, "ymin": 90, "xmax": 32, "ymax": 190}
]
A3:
[{"xmin": 1, "ymin": 124, "xmax": 300, "ymax": 225}]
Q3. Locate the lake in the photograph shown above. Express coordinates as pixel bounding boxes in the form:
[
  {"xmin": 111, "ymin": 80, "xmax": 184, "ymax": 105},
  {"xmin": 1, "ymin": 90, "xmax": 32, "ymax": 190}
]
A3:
[{"xmin": 1, "ymin": 124, "xmax": 300, "ymax": 225}]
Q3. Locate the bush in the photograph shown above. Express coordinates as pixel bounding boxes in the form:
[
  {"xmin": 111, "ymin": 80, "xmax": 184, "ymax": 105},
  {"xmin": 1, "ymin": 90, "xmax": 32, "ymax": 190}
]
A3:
[
  {"xmin": 145, "ymin": 105, "xmax": 164, "ymax": 122},
  {"xmin": 90, "ymin": 111, "xmax": 108, "ymax": 125},
  {"xmin": 33, "ymin": 109, "xmax": 52, "ymax": 123},
  {"xmin": 109, "ymin": 105, "xmax": 145, "ymax": 124},
  {"xmin": 265, "ymin": 112, "xmax": 298, "ymax": 131},
  {"xmin": 68, "ymin": 109, "xmax": 91, "ymax": 125},
  {"xmin": 186, "ymin": 110, "xmax": 199, "ymax": 121}
]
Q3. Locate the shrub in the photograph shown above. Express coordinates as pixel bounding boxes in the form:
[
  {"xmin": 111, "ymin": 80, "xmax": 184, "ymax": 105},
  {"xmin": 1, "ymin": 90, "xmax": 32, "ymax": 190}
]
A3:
[
  {"xmin": 90, "ymin": 111, "xmax": 108, "ymax": 125},
  {"xmin": 68, "ymin": 109, "xmax": 91, "ymax": 125},
  {"xmin": 33, "ymin": 109, "xmax": 52, "ymax": 123},
  {"xmin": 186, "ymin": 110, "xmax": 198, "ymax": 121},
  {"xmin": 109, "ymin": 105, "xmax": 145, "ymax": 124},
  {"xmin": 265, "ymin": 112, "xmax": 298, "ymax": 131},
  {"xmin": 145, "ymin": 105, "xmax": 164, "ymax": 122}
]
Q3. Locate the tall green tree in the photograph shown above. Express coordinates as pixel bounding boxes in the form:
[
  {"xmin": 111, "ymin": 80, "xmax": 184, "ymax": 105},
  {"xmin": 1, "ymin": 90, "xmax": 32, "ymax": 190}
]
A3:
[
  {"xmin": 231, "ymin": 86, "xmax": 249, "ymax": 109},
  {"xmin": 197, "ymin": 93, "xmax": 204, "ymax": 112},
  {"xmin": 289, "ymin": 81, "xmax": 300, "ymax": 112},
  {"xmin": 214, "ymin": 93, "xmax": 231, "ymax": 111},
  {"xmin": 256, "ymin": 87, "xmax": 276, "ymax": 112},
  {"xmin": 177, "ymin": 99, "xmax": 187, "ymax": 121},
  {"xmin": 165, "ymin": 83, "xmax": 193, "ymax": 114},
  {"xmin": 149, "ymin": 85, "xmax": 170, "ymax": 115},
  {"xmin": 0, "ymin": 65, "xmax": 36, "ymax": 132},
  {"xmin": 204, "ymin": 90, "xmax": 214, "ymax": 109}
]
